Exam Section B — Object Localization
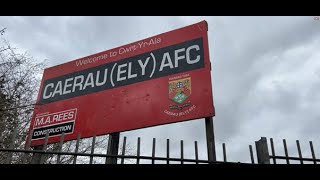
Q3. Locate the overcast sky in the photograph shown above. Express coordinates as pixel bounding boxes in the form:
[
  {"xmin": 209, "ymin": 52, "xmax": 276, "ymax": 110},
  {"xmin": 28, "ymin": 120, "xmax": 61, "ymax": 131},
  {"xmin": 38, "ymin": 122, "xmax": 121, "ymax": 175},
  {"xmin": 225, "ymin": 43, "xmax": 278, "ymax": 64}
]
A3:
[{"xmin": 1, "ymin": 16, "xmax": 320, "ymax": 164}]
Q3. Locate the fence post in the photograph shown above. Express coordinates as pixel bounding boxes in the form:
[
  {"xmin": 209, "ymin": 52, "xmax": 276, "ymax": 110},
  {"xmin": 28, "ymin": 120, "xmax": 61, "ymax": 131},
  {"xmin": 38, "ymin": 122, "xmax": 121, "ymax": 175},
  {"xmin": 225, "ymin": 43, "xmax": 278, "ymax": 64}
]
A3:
[
  {"xmin": 205, "ymin": 117, "xmax": 216, "ymax": 163},
  {"xmin": 255, "ymin": 137, "xmax": 270, "ymax": 164},
  {"xmin": 106, "ymin": 132, "xmax": 120, "ymax": 164},
  {"xmin": 5, "ymin": 127, "xmax": 17, "ymax": 164},
  {"xmin": 30, "ymin": 146, "xmax": 43, "ymax": 164},
  {"xmin": 31, "ymin": 133, "xmax": 48, "ymax": 164},
  {"xmin": 22, "ymin": 130, "xmax": 33, "ymax": 164}
]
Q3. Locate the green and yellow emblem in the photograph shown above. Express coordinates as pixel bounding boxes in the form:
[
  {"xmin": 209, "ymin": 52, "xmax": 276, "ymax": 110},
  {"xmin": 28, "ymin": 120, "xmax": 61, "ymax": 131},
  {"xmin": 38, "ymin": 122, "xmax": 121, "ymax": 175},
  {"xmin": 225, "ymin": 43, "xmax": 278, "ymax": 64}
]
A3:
[{"xmin": 168, "ymin": 77, "xmax": 191, "ymax": 104}]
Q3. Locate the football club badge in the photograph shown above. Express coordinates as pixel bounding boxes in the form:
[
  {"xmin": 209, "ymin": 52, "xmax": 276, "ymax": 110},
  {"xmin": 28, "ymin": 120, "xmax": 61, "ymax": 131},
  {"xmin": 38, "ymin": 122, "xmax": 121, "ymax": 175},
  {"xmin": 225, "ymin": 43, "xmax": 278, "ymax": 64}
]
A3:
[{"xmin": 168, "ymin": 77, "xmax": 191, "ymax": 104}]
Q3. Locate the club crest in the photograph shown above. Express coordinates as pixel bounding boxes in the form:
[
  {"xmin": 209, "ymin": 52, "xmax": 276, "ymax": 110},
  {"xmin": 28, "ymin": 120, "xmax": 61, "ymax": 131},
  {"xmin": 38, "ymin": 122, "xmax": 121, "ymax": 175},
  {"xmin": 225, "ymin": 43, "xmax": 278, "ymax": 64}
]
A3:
[{"xmin": 168, "ymin": 77, "xmax": 191, "ymax": 104}]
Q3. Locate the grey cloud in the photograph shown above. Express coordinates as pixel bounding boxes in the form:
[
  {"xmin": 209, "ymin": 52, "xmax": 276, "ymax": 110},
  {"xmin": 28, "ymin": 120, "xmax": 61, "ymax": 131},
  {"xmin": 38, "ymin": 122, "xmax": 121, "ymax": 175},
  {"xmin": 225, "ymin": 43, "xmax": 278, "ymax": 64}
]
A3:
[{"xmin": 1, "ymin": 16, "xmax": 320, "ymax": 163}]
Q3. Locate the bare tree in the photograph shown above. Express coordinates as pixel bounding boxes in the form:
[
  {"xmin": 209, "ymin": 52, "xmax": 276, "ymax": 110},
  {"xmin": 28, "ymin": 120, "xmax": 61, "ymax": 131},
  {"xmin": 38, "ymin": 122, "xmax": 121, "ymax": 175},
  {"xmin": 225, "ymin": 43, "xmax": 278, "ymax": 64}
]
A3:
[
  {"xmin": 0, "ymin": 38, "xmax": 46, "ymax": 163},
  {"xmin": 0, "ymin": 28, "xmax": 6, "ymax": 36}
]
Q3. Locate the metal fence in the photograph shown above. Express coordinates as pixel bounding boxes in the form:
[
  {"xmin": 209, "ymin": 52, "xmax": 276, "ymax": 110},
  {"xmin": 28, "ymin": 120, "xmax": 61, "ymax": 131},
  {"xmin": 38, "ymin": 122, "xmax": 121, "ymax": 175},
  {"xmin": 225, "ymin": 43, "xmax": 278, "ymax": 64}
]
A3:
[
  {"xmin": 0, "ymin": 133, "xmax": 319, "ymax": 164},
  {"xmin": 255, "ymin": 137, "xmax": 320, "ymax": 164}
]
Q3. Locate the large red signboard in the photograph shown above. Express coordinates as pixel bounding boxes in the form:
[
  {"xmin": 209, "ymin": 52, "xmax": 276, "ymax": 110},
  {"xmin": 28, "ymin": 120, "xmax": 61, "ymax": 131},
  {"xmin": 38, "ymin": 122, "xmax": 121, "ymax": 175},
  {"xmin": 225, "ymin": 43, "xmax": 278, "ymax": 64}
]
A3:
[{"xmin": 27, "ymin": 21, "xmax": 215, "ymax": 146}]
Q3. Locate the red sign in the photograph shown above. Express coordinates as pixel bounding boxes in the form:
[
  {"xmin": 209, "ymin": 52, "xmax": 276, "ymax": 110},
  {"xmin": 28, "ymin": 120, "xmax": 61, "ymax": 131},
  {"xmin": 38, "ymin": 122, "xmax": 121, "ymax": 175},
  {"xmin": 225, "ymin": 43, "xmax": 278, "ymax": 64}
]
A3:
[{"xmin": 27, "ymin": 21, "xmax": 215, "ymax": 146}]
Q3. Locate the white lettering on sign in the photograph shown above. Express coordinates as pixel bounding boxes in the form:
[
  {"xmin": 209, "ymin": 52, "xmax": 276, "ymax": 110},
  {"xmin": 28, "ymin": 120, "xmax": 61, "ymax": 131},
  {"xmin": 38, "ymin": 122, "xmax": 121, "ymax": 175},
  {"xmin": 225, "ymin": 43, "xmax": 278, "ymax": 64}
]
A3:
[
  {"xmin": 76, "ymin": 54, "xmax": 108, "ymax": 66},
  {"xmin": 159, "ymin": 45, "xmax": 200, "ymax": 72},
  {"xmin": 41, "ymin": 38, "xmax": 203, "ymax": 103},
  {"xmin": 164, "ymin": 105, "xmax": 197, "ymax": 117},
  {"xmin": 34, "ymin": 108, "xmax": 77, "ymax": 128},
  {"xmin": 75, "ymin": 37, "xmax": 162, "ymax": 67}
]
